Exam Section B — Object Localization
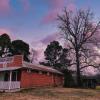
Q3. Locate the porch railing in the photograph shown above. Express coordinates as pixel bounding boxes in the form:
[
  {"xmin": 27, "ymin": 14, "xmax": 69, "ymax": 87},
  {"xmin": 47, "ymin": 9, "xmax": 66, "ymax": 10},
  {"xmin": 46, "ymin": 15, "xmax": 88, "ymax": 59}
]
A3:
[{"xmin": 0, "ymin": 81, "xmax": 20, "ymax": 90}]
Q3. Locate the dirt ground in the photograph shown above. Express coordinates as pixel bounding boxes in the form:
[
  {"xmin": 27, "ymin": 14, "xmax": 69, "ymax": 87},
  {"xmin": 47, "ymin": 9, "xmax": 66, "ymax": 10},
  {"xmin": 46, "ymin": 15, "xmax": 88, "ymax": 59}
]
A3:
[{"xmin": 0, "ymin": 87, "xmax": 100, "ymax": 100}]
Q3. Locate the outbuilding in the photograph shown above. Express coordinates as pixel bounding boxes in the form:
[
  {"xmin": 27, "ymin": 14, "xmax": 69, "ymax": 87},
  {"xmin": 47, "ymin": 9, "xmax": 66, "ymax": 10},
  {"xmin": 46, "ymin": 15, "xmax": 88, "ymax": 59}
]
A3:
[{"xmin": 0, "ymin": 55, "xmax": 64, "ymax": 92}]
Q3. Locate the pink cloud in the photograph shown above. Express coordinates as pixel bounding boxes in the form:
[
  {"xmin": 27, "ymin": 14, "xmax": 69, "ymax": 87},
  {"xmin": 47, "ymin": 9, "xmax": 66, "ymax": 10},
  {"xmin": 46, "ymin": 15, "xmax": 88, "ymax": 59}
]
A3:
[
  {"xmin": 41, "ymin": 0, "xmax": 65, "ymax": 24},
  {"xmin": 42, "ymin": 10, "xmax": 58, "ymax": 24},
  {"xmin": 49, "ymin": 0, "xmax": 65, "ymax": 9},
  {"xmin": 42, "ymin": 0, "xmax": 76, "ymax": 24},
  {"xmin": 31, "ymin": 40, "xmax": 47, "ymax": 62},
  {"xmin": 0, "ymin": 0, "xmax": 11, "ymax": 15},
  {"xmin": 41, "ymin": 32, "xmax": 61, "ymax": 45},
  {"xmin": 82, "ymin": 66, "xmax": 98, "ymax": 76},
  {"xmin": 67, "ymin": 3, "xmax": 76, "ymax": 11}
]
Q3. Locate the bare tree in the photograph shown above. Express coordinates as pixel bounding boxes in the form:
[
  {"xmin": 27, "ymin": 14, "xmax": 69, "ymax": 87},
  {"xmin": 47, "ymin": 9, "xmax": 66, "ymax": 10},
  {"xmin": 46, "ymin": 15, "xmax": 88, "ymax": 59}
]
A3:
[{"xmin": 58, "ymin": 8, "xmax": 100, "ymax": 87}]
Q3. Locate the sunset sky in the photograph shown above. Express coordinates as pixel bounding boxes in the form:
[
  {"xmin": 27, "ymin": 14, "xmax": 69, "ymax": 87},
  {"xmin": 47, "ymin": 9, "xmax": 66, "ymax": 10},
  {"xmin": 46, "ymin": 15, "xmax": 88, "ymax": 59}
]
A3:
[
  {"xmin": 0, "ymin": 0, "xmax": 100, "ymax": 75},
  {"xmin": 0, "ymin": 0, "xmax": 100, "ymax": 45}
]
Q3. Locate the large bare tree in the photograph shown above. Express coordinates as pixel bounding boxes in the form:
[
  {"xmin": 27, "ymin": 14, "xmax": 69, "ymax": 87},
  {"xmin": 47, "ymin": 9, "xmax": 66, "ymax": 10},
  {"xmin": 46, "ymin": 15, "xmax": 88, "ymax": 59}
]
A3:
[{"xmin": 58, "ymin": 8, "xmax": 100, "ymax": 87}]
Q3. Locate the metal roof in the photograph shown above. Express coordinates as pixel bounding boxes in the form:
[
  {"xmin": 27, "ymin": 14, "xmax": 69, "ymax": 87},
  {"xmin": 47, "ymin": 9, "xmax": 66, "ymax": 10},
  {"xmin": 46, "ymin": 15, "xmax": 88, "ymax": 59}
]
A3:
[
  {"xmin": 0, "ymin": 67, "xmax": 21, "ymax": 72},
  {"xmin": 23, "ymin": 62, "xmax": 63, "ymax": 75}
]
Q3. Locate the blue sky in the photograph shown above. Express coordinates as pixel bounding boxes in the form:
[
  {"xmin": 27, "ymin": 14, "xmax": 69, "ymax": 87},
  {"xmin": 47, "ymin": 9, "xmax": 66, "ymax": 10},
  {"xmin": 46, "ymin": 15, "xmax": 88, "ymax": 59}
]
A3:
[{"xmin": 0, "ymin": 0, "xmax": 100, "ymax": 45}]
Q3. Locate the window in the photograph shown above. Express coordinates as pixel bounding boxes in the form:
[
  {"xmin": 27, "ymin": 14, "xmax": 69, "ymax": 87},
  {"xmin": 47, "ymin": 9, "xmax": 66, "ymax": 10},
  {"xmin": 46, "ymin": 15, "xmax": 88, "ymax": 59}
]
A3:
[
  {"xmin": 12, "ymin": 71, "xmax": 17, "ymax": 81},
  {"xmin": 47, "ymin": 72, "xmax": 50, "ymax": 76},
  {"xmin": 42, "ymin": 71, "xmax": 47, "ymax": 75},
  {"xmin": 39, "ymin": 71, "xmax": 42, "ymax": 74},
  {"xmin": 31, "ymin": 70, "xmax": 39, "ymax": 73}
]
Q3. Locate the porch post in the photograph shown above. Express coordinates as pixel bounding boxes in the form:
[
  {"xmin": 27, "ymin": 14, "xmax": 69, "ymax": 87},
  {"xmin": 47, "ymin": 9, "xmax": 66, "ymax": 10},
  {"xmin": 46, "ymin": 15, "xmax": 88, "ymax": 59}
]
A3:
[
  {"xmin": 9, "ymin": 71, "xmax": 12, "ymax": 90},
  {"xmin": 15, "ymin": 71, "xmax": 17, "ymax": 81}
]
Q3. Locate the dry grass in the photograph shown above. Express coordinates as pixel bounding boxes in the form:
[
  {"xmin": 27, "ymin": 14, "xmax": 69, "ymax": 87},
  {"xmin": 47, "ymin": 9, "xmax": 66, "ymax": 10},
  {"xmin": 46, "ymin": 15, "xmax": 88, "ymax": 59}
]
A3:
[
  {"xmin": 0, "ymin": 87, "xmax": 100, "ymax": 100},
  {"xmin": 96, "ymin": 86, "xmax": 100, "ymax": 90}
]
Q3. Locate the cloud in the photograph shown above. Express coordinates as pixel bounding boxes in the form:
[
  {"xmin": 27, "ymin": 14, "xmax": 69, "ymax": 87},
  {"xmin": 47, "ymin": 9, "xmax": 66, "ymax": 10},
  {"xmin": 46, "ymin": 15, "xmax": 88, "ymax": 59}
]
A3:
[
  {"xmin": 0, "ymin": 0, "xmax": 11, "ymax": 15},
  {"xmin": 67, "ymin": 3, "xmax": 76, "ymax": 11},
  {"xmin": 42, "ymin": 0, "xmax": 65, "ymax": 24},
  {"xmin": 82, "ymin": 66, "xmax": 99, "ymax": 76},
  {"xmin": 41, "ymin": 0, "xmax": 76, "ymax": 24},
  {"xmin": 41, "ymin": 32, "xmax": 61, "ymax": 45},
  {"xmin": 49, "ymin": 0, "xmax": 65, "ymax": 9},
  {"xmin": 42, "ymin": 10, "xmax": 58, "ymax": 24},
  {"xmin": 0, "ymin": 0, "xmax": 31, "ymax": 16},
  {"xmin": 31, "ymin": 32, "xmax": 64, "ymax": 63},
  {"xmin": 31, "ymin": 40, "xmax": 47, "ymax": 63}
]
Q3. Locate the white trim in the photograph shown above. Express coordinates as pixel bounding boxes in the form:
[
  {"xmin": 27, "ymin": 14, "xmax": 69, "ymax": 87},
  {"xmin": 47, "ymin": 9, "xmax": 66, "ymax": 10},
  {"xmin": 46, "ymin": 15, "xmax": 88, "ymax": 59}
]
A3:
[
  {"xmin": 0, "ymin": 81, "xmax": 20, "ymax": 90},
  {"xmin": 0, "ymin": 67, "xmax": 21, "ymax": 71},
  {"xmin": 15, "ymin": 71, "xmax": 17, "ymax": 81},
  {"xmin": 9, "ymin": 71, "xmax": 12, "ymax": 90}
]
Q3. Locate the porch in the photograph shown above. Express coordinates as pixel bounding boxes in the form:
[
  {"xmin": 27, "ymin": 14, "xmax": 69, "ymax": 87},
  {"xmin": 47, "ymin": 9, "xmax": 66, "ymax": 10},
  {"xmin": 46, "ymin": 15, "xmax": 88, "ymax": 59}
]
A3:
[
  {"xmin": 0, "ymin": 68, "xmax": 21, "ymax": 91},
  {"xmin": 0, "ymin": 81, "xmax": 20, "ymax": 90}
]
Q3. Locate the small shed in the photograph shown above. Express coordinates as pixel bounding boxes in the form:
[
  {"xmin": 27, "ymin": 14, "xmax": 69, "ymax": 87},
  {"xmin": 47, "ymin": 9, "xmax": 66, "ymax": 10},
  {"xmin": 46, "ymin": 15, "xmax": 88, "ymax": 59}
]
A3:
[{"xmin": 82, "ymin": 76, "xmax": 97, "ymax": 89}]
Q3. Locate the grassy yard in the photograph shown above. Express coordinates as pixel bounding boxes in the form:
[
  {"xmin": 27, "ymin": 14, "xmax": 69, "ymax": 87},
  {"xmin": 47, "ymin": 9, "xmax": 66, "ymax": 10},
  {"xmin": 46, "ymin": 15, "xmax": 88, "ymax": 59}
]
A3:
[{"xmin": 0, "ymin": 87, "xmax": 100, "ymax": 100}]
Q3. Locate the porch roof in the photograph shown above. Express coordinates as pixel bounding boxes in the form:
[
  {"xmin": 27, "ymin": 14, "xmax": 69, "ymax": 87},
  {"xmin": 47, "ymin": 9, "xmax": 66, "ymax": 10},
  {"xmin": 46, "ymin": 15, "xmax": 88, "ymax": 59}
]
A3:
[{"xmin": 0, "ymin": 67, "xmax": 21, "ymax": 72}]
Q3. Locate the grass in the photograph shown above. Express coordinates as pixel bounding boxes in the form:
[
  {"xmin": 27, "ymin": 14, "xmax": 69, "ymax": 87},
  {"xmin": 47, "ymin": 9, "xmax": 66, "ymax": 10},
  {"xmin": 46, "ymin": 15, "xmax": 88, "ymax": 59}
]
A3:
[
  {"xmin": 96, "ymin": 86, "xmax": 100, "ymax": 90},
  {"xmin": 0, "ymin": 87, "xmax": 100, "ymax": 100}
]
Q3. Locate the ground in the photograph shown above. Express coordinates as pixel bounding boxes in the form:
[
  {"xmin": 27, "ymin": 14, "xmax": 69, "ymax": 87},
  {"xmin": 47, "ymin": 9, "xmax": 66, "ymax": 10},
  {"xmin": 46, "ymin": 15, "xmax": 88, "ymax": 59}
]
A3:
[{"xmin": 0, "ymin": 87, "xmax": 100, "ymax": 100}]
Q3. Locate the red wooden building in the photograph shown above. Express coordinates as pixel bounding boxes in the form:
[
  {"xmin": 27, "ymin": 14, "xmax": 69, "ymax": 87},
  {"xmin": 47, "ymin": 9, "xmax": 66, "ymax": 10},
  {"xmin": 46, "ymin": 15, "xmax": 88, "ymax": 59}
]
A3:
[{"xmin": 0, "ymin": 55, "xmax": 63, "ymax": 92}]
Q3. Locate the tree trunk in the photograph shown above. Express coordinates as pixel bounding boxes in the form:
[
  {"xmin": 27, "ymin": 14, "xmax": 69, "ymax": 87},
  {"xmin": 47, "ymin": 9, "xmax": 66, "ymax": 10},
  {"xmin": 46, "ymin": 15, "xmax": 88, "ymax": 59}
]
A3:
[{"xmin": 76, "ymin": 50, "xmax": 82, "ymax": 87}]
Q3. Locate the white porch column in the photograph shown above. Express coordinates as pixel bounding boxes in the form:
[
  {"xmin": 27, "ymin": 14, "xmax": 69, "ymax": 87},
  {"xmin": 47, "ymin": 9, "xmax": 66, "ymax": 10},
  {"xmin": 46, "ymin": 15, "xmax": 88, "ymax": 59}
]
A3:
[
  {"xmin": 15, "ymin": 71, "xmax": 17, "ymax": 81},
  {"xmin": 9, "ymin": 71, "xmax": 12, "ymax": 90}
]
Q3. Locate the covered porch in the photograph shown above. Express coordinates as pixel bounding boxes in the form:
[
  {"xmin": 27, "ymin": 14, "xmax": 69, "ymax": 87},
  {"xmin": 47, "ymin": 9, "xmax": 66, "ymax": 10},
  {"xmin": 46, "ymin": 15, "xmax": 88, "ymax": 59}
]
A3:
[{"xmin": 0, "ymin": 67, "xmax": 21, "ymax": 91}]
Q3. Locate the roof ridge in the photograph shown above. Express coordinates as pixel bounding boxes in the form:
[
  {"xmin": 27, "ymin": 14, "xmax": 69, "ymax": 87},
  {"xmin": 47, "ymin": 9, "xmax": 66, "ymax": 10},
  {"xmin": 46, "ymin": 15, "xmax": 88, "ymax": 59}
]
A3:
[{"xmin": 23, "ymin": 61, "xmax": 63, "ymax": 75}]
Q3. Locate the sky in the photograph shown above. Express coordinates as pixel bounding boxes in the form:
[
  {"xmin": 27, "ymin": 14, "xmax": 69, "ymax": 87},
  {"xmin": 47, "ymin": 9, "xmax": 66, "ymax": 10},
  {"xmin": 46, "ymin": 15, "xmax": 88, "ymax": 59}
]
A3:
[
  {"xmin": 0, "ymin": 0, "xmax": 100, "ymax": 75},
  {"xmin": 0, "ymin": 0, "xmax": 100, "ymax": 45},
  {"xmin": 0, "ymin": 0, "xmax": 100, "ymax": 60}
]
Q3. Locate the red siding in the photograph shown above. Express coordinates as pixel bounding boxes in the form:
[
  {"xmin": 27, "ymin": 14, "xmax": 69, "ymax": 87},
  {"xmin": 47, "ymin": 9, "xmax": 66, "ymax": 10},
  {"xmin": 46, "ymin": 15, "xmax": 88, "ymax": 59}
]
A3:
[{"xmin": 20, "ymin": 70, "xmax": 63, "ymax": 88}]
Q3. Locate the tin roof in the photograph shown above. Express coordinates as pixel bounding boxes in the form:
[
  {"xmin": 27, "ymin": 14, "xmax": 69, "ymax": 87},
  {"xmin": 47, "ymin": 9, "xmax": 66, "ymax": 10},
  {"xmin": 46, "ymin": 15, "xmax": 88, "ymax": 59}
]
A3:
[
  {"xmin": 23, "ymin": 61, "xmax": 63, "ymax": 75},
  {"xmin": 0, "ymin": 67, "xmax": 21, "ymax": 71}
]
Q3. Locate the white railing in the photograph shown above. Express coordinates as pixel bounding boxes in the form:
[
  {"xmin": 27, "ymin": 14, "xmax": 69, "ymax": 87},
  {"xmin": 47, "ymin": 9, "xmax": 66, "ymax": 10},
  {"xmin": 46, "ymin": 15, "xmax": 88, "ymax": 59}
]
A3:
[{"xmin": 0, "ymin": 81, "xmax": 20, "ymax": 90}]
